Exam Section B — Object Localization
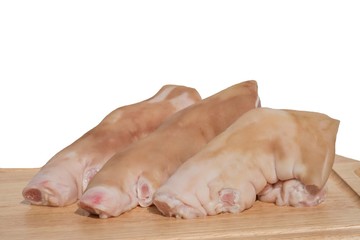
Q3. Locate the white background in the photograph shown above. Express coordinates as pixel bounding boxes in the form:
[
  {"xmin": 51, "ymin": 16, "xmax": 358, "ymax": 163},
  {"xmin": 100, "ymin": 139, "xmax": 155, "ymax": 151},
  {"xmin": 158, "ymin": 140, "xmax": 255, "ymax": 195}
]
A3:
[{"xmin": 1, "ymin": 1, "xmax": 359, "ymax": 168}]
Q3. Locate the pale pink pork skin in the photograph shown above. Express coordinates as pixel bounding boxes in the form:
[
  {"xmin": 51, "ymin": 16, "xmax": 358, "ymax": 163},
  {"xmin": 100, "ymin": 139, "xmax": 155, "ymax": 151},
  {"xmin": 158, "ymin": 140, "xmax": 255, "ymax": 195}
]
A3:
[
  {"xmin": 22, "ymin": 85, "xmax": 201, "ymax": 207},
  {"xmin": 153, "ymin": 108, "xmax": 340, "ymax": 218},
  {"xmin": 78, "ymin": 80, "xmax": 261, "ymax": 218}
]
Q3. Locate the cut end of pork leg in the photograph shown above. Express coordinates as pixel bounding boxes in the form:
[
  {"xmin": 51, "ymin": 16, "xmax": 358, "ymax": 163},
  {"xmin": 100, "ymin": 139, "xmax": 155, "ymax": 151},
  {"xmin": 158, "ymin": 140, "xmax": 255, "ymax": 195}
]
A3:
[
  {"xmin": 136, "ymin": 176, "xmax": 156, "ymax": 207},
  {"xmin": 78, "ymin": 186, "xmax": 136, "ymax": 218},
  {"xmin": 22, "ymin": 177, "xmax": 77, "ymax": 206},
  {"xmin": 153, "ymin": 192, "xmax": 206, "ymax": 219},
  {"xmin": 208, "ymin": 184, "xmax": 257, "ymax": 215},
  {"xmin": 22, "ymin": 188, "xmax": 42, "ymax": 203},
  {"xmin": 214, "ymin": 188, "xmax": 243, "ymax": 214},
  {"xmin": 22, "ymin": 187, "xmax": 61, "ymax": 206}
]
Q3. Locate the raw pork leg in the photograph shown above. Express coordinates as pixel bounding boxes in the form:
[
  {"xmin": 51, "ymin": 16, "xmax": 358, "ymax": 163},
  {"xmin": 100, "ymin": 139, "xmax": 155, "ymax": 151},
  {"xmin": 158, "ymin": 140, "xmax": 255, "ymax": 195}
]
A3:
[
  {"xmin": 153, "ymin": 108, "xmax": 339, "ymax": 218},
  {"xmin": 22, "ymin": 85, "xmax": 201, "ymax": 206},
  {"xmin": 78, "ymin": 80, "xmax": 260, "ymax": 218}
]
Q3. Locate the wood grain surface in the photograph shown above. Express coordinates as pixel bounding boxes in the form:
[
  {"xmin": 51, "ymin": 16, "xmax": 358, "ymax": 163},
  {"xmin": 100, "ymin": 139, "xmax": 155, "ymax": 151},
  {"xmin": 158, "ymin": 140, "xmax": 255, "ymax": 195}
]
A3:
[{"xmin": 1, "ymin": 155, "xmax": 359, "ymax": 240}]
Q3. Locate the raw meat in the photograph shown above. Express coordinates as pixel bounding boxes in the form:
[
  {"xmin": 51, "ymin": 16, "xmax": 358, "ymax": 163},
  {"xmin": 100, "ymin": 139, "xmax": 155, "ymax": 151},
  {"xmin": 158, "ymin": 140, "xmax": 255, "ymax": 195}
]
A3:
[
  {"xmin": 153, "ymin": 108, "xmax": 339, "ymax": 218},
  {"xmin": 78, "ymin": 80, "xmax": 260, "ymax": 218},
  {"xmin": 22, "ymin": 85, "xmax": 201, "ymax": 206}
]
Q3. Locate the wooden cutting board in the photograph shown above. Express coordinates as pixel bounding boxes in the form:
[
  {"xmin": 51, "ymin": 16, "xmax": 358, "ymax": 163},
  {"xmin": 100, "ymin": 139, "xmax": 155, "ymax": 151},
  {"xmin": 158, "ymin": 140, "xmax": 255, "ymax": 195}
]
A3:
[{"xmin": 1, "ymin": 155, "xmax": 359, "ymax": 240}]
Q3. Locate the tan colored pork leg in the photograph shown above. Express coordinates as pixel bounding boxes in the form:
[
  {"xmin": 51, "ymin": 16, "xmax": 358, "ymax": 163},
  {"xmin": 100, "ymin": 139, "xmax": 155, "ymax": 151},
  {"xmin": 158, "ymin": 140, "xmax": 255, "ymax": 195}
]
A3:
[
  {"xmin": 154, "ymin": 108, "xmax": 339, "ymax": 218},
  {"xmin": 22, "ymin": 85, "xmax": 201, "ymax": 206},
  {"xmin": 78, "ymin": 80, "xmax": 260, "ymax": 218}
]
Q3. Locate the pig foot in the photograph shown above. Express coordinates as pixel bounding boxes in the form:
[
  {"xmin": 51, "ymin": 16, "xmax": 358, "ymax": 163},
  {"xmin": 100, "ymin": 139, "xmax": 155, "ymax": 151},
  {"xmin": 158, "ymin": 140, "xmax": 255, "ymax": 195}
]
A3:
[
  {"xmin": 257, "ymin": 179, "xmax": 327, "ymax": 207},
  {"xmin": 153, "ymin": 193, "xmax": 206, "ymax": 219},
  {"xmin": 78, "ymin": 186, "xmax": 138, "ymax": 218},
  {"xmin": 23, "ymin": 85, "xmax": 201, "ymax": 207}
]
